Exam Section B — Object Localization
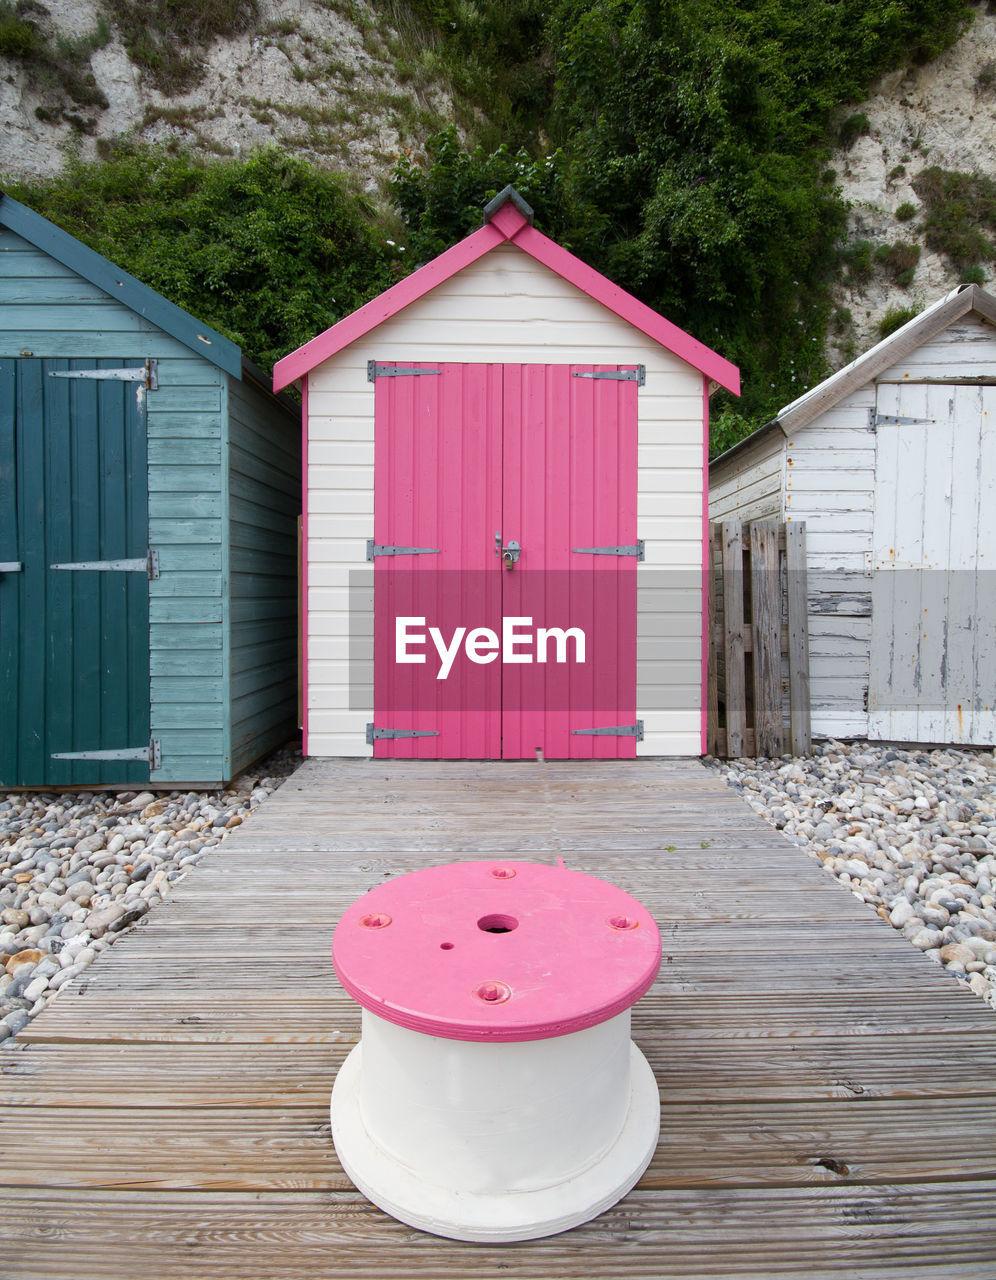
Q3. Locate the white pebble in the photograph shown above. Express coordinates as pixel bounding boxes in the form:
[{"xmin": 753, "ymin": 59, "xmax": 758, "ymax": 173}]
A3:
[{"xmin": 49, "ymin": 962, "xmax": 86, "ymax": 989}]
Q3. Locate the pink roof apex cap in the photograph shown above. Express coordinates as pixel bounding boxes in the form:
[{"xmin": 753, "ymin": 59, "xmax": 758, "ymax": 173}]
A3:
[{"xmin": 272, "ymin": 189, "xmax": 740, "ymax": 395}]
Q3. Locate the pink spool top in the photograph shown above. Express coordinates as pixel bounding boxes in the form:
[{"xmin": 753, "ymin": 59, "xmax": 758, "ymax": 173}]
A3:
[{"xmin": 332, "ymin": 860, "xmax": 662, "ymax": 1043}]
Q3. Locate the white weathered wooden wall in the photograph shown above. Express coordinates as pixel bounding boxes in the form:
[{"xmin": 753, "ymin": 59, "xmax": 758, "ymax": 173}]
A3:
[
  {"xmin": 782, "ymin": 389, "xmax": 877, "ymax": 739},
  {"xmin": 710, "ymin": 311, "xmax": 996, "ymax": 745},
  {"xmin": 708, "ymin": 426, "xmax": 783, "ymax": 524},
  {"xmin": 869, "ymin": 379, "xmax": 995, "ymax": 744},
  {"xmin": 306, "ymin": 243, "xmax": 707, "ymax": 757}
]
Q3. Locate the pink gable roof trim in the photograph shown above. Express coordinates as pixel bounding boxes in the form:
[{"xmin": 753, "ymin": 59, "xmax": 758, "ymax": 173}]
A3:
[{"xmin": 272, "ymin": 193, "xmax": 740, "ymax": 394}]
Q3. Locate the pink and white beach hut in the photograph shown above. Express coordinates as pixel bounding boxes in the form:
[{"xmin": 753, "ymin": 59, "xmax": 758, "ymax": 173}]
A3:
[{"xmin": 273, "ymin": 187, "xmax": 739, "ymax": 760}]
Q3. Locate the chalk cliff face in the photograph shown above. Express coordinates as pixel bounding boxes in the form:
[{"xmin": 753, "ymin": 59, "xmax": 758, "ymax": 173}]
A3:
[
  {"xmin": 1, "ymin": 1, "xmax": 993, "ymax": 368},
  {"xmin": 826, "ymin": 6, "xmax": 996, "ymax": 358},
  {"xmin": 0, "ymin": 0, "xmax": 454, "ymax": 190}
]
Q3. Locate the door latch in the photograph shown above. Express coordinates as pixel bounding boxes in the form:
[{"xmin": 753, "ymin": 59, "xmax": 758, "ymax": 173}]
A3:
[{"xmin": 495, "ymin": 532, "xmax": 521, "ymax": 568}]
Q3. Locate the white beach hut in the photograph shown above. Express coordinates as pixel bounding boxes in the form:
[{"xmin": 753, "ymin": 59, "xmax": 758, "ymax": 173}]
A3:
[{"xmin": 710, "ymin": 284, "xmax": 996, "ymax": 746}]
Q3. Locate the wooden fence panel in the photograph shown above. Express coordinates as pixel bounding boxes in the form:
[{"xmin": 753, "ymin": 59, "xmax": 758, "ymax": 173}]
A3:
[
  {"xmin": 708, "ymin": 520, "xmax": 811, "ymax": 759},
  {"xmin": 750, "ymin": 521, "xmax": 782, "ymax": 758},
  {"xmin": 721, "ymin": 520, "xmax": 747, "ymax": 758},
  {"xmin": 785, "ymin": 522, "xmax": 811, "ymax": 756}
]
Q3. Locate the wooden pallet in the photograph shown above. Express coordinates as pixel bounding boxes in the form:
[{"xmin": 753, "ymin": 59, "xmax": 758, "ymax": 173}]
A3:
[{"xmin": 709, "ymin": 520, "xmax": 811, "ymax": 758}]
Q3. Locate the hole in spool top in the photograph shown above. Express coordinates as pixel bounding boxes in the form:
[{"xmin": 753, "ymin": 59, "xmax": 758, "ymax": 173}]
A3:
[
  {"xmin": 608, "ymin": 915, "xmax": 638, "ymax": 930},
  {"xmin": 477, "ymin": 914, "xmax": 518, "ymax": 934}
]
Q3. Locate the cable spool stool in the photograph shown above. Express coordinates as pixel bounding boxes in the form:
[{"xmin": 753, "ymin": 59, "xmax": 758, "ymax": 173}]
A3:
[{"xmin": 330, "ymin": 859, "xmax": 661, "ymax": 1242}]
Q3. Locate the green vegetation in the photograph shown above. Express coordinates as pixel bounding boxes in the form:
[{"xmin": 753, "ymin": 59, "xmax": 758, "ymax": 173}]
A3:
[
  {"xmin": 4, "ymin": 145, "xmax": 405, "ymax": 373},
  {"xmin": 976, "ymin": 59, "xmax": 996, "ymax": 92},
  {"xmin": 0, "ymin": 2, "xmax": 37, "ymax": 58},
  {"xmin": 838, "ymin": 111, "xmax": 871, "ymax": 149},
  {"xmin": 895, "ymin": 201, "xmax": 917, "ymax": 221},
  {"xmin": 832, "ymin": 307, "xmax": 853, "ymax": 332},
  {"xmin": 372, "ymin": 0, "xmax": 552, "ymax": 143},
  {"xmin": 912, "ymin": 165, "xmax": 996, "ymax": 271},
  {"xmin": 878, "ymin": 304, "xmax": 921, "ymax": 338},
  {"xmin": 874, "ymin": 240, "xmax": 921, "ymax": 287}
]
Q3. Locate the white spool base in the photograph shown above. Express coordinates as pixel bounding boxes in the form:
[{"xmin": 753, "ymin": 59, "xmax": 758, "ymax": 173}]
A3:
[{"xmin": 330, "ymin": 1040, "xmax": 660, "ymax": 1243}]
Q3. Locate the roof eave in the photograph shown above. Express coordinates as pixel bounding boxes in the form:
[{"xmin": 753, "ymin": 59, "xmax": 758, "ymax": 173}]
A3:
[
  {"xmin": 272, "ymin": 220, "xmax": 506, "ymax": 391},
  {"xmin": 0, "ymin": 193, "xmax": 243, "ymax": 378},
  {"xmin": 776, "ymin": 284, "xmax": 996, "ymax": 435},
  {"xmin": 272, "ymin": 192, "xmax": 740, "ymax": 395}
]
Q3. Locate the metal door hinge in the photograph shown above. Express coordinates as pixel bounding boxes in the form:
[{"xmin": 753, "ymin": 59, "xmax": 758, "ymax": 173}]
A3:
[
  {"xmin": 51, "ymin": 549, "xmax": 160, "ymax": 580},
  {"xmin": 0, "ymin": 562, "xmax": 22, "ymax": 573},
  {"xmin": 572, "ymin": 721, "xmax": 644, "ymax": 740},
  {"xmin": 367, "ymin": 541, "xmax": 440, "ymax": 560},
  {"xmin": 49, "ymin": 359, "xmax": 158, "ymax": 390},
  {"xmin": 573, "ymin": 367, "xmax": 645, "ymax": 385},
  {"xmin": 870, "ymin": 411, "xmax": 934, "ymax": 431},
  {"xmin": 52, "ymin": 738, "xmax": 162, "ymax": 768},
  {"xmin": 368, "ymin": 363, "xmax": 441, "ymax": 381},
  {"xmin": 366, "ymin": 725, "xmax": 439, "ymax": 744},
  {"xmin": 572, "ymin": 541, "xmax": 645, "ymax": 560}
]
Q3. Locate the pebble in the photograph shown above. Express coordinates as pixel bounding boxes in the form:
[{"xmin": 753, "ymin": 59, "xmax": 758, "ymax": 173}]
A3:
[
  {"xmin": 708, "ymin": 740, "xmax": 996, "ymax": 1012},
  {"xmin": 0, "ymin": 744, "xmax": 300, "ymax": 1041}
]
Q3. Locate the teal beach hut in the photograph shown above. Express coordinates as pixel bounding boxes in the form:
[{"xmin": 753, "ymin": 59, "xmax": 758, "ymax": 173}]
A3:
[{"xmin": 0, "ymin": 194, "xmax": 300, "ymax": 788}]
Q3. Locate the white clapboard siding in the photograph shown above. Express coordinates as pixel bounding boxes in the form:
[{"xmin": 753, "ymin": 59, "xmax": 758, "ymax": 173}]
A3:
[
  {"xmin": 708, "ymin": 426, "xmax": 784, "ymax": 523},
  {"xmin": 307, "ymin": 243, "xmax": 706, "ymax": 757},
  {"xmin": 876, "ymin": 315, "xmax": 996, "ymax": 381},
  {"xmin": 778, "ymin": 388, "xmax": 875, "ymax": 739}
]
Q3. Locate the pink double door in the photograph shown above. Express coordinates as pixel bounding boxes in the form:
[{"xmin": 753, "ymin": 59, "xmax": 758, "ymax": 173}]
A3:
[{"xmin": 370, "ymin": 363, "xmax": 640, "ymax": 759}]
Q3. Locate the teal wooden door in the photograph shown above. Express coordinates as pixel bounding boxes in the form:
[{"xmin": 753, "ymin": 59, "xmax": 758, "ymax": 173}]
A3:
[{"xmin": 0, "ymin": 358, "xmax": 152, "ymax": 787}]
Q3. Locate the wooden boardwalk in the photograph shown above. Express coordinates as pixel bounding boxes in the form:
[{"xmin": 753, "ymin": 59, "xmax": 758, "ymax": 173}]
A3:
[{"xmin": 2, "ymin": 758, "xmax": 995, "ymax": 1279}]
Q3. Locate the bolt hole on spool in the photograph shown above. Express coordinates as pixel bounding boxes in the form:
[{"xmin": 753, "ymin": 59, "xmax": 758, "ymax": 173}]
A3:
[
  {"xmin": 608, "ymin": 915, "xmax": 638, "ymax": 930},
  {"xmin": 359, "ymin": 913, "xmax": 392, "ymax": 929},
  {"xmin": 478, "ymin": 914, "xmax": 518, "ymax": 934}
]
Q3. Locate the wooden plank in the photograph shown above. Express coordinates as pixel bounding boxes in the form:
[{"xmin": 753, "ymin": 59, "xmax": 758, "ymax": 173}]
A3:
[
  {"xmin": 721, "ymin": 520, "xmax": 746, "ymax": 756},
  {"xmin": 749, "ymin": 520, "xmax": 781, "ymax": 757},
  {"xmin": 785, "ymin": 520, "xmax": 812, "ymax": 754},
  {"xmin": 712, "ymin": 621, "xmax": 791, "ymax": 652}
]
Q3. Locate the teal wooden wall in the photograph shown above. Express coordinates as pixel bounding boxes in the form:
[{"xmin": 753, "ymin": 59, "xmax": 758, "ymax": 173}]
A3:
[
  {"xmin": 0, "ymin": 226, "xmax": 300, "ymax": 785},
  {"xmin": 226, "ymin": 375, "xmax": 300, "ymax": 777},
  {"xmin": 148, "ymin": 357, "xmax": 229, "ymax": 784}
]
